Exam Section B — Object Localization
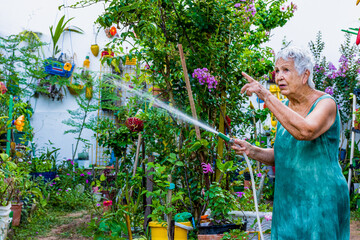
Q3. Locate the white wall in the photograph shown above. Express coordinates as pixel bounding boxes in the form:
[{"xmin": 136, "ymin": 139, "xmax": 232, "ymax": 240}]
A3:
[{"xmin": 0, "ymin": 0, "xmax": 359, "ymax": 159}]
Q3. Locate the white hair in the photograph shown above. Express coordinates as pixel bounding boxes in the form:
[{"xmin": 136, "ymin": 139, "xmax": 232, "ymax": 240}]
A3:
[{"xmin": 275, "ymin": 46, "xmax": 315, "ymax": 89}]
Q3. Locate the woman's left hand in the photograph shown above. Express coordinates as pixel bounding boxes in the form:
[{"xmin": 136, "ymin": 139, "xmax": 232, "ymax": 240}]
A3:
[{"xmin": 241, "ymin": 72, "xmax": 271, "ymax": 101}]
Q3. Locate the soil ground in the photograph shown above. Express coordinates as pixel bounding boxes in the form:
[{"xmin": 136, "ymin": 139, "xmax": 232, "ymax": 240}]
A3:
[
  {"xmin": 351, "ymin": 220, "xmax": 360, "ymax": 240},
  {"xmin": 36, "ymin": 211, "xmax": 92, "ymax": 240},
  {"xmin": 11, "ymin": 210, "xmax": 360, "ymax": 239}
]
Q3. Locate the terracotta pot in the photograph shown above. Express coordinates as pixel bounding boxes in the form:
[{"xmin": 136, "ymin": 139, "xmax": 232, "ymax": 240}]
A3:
[
  {"xmin": 198, "ymin": 234, "xmax": 224, "ymax": 240},
  {"xmin": 10, "ymin": 202, "xmax": 23, "ymax": 226}
]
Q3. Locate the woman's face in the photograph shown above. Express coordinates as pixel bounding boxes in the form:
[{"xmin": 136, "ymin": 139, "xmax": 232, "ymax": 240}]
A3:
[{"xmin": 274, "ymin": 58, "xmax": 303, "ymax": 96}]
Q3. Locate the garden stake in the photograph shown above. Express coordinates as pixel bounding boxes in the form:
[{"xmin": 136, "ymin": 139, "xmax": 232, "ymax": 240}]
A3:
[
  {"xmin": 132, "ymin": 133, "xmax": 142, "ymax": 177},
  {"xmin": 178, "ymin": 44, "xmax": 201, "ymax": 140},
  {"xmin": 178, "ymin": 43, "xmax": 210, "ymax": 188}
]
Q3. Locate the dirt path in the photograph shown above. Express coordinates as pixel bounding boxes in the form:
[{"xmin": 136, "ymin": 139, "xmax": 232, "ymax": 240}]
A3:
[
  {"xmin": 31, "ymin": 212, "xmax": 360, "ymax": 239},
  {"xmin": 351, "ymin": 220, "xmax": 360, "ymax": 240},
  {"xmin": 37, "ymin": 211, "xmax": 92, "ymax": 240}
]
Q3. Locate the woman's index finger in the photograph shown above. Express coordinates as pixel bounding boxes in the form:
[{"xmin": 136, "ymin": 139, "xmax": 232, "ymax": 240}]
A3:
[{"xmin": 241, "ymin": 72, "xmax": 255, "ymax": 82}]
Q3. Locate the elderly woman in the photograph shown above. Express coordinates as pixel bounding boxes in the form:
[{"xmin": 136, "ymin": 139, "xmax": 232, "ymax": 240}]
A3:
[{"xmin": 232, "ymin": 46, "xmax": 350, "ymax": 239}]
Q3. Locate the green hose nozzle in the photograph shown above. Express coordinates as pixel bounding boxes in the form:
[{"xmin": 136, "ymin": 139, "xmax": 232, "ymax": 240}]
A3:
[{"xmin": 218, "ymin": 132, "xmax": 231, "ymax": 142}]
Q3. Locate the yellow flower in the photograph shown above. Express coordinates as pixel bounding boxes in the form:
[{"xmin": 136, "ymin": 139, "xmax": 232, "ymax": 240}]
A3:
[
  {"xmin": 63, "ymin": 62, "xmax": 72, "ymax": 71},
  {"xmin": 14, "ymin": 115, "xmax": 25, "ymax": 131}
]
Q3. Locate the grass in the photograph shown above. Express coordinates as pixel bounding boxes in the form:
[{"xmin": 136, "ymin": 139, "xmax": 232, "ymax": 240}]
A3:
[
  {"xmin": 7, "ymin": 205, "xmax": 91, "ymax": 240},
  {"xmin": 351, "ymin": 210, "xmax": 360, "ymax": 222}
]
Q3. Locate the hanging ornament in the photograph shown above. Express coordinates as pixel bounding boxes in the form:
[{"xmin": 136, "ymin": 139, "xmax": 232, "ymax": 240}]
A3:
[{"xmin": 91, "ymin": 44, "xmax": 99, "ymax": 57}]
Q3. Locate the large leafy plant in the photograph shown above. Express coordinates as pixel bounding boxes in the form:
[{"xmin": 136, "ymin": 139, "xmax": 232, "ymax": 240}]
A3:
[{"xmin": 68, "ymin": 0, "xmax": 296, "ymax": 229}]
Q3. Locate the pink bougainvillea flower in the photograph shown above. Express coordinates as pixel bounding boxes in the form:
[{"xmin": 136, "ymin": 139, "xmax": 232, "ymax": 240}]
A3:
[
  {"xmin": 201, "ymin": 163, "xmax": 214, "ymax": 174},
  {"xmin": 125, "ymin": 117, "xmax": 144, "ymax": 132},
  {"xmin": 235, "ymin": 192, "xmax": 245, "ymax": 198},
  {"xmin": 264, "ymin": 213, "xmax": 272, "ymax": 221},
  {"xmin": 257, "ymin": 173, "xmax": 262, "ymax": 177},
  {"xmin": 13, "ymin": 115, "xmax": 25, "ymax": 131},
  {"xmin": 103, "ymin": 200, "xmax": 113, "ymax": 207}
]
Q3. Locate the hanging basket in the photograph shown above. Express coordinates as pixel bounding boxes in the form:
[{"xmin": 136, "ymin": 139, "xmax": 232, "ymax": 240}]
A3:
[
  {"xmin": 44, "ymin": 58, "xmax": 75, "ymax": 78},
  {"xmin": 67, "ymin": 77, "xmax": 84, "ymax": 96}
]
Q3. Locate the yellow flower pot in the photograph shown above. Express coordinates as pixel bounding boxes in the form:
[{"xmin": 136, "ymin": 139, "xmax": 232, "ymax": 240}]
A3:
[{"xmin": 149, "ymin": 221, "xmax": 191, "ymax": 240}]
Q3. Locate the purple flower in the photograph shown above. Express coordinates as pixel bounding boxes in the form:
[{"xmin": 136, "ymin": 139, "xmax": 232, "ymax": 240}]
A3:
[
  {"xmin": 257, "ymin": 173, "xmax": 262, "ymax": 177},
  {"xmin": 234, "ymin": 3, "xmax": 241, "ymax": 8},
  {"xmin": 58, "ymin": 189, "xmax": 62, "ymax": 191},
  {"xmin": 39, "ymin": 174, "xmax": 42, "ymax": 177},
  {"xmin": 65, "ymin": 189, "xmax": 69, "ymax": 192},
  {"xmin": 56, "ymin": 192, "xmax": 60, "ymax": 195},
  {"xmin": 28, "ymin": 161, "xmax": 32, "ymax": 164},
  {"xmin": 328, "ymin": 62, "xmax": 336, "ymax": 71},
  {"xmin": 67, "ymin": 173, "xmax": 70, "ymax": 176},
  {"xmin": 96, "ymin": 203, "xmax": 101, "ymax": 207},
  {"xmin": 80, "ymin": 173, "xmax": 85, "ymax": 177},
  {"xmin": 235, "ymin": 192, "xmax": 245, "ymax": 198},
  {"xmin": 87, "ymin": 172, "xmax": 92, "ymax": 175},
  {"xmin": 86, "ymin": 179, "xmax": 89, "ymax": 184},
  {"xmin": 201, "ymin": 163, "xmax": 214, "ymax": 174},
  {"xmin": 325, "ymin": 86, "xmax": 334, "ymax": 96},
  {"xmin": 71, "ymin": 161, "xmax": 74, "ymax": 165},
  {"xmin": 192, "ymin": 68, "xmax": 218, "ymax": 92}
]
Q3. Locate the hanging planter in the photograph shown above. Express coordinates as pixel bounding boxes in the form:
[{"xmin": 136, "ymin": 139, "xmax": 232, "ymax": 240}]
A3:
[
  {"xmin": 85, "ymin": 86, "xmax": 93, "ymax": 99},
  {"xmin": 67, "ymin": 76, "xmax": 84, "ymax": 96},
  {"xmin": 44, "ymin": 57, "xmax": 75, "ymax": 78},
  {"xmin": 91, "ymin": 44, "xmax": 99, "ymax": 57}
]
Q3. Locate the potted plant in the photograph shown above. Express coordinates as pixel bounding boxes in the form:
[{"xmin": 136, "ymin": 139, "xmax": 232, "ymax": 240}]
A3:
[
  {"xmin": 29, "ymin": 142, "xmax": 60, "ymax": 181},
  {"xmin": 198, "ymin": 182, "xmax": 247, "ymax": 240}
]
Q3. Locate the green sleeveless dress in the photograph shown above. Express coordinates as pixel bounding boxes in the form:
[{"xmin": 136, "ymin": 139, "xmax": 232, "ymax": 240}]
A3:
[{"xmin": 272, "ymin": 94, "xmax": 350, "ymax": 239}]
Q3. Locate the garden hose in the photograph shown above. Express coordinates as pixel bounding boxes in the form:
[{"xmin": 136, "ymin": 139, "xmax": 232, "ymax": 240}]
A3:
[{"xmin": 218, "ymin": 133, "xmax": 265, "ymax": 240}]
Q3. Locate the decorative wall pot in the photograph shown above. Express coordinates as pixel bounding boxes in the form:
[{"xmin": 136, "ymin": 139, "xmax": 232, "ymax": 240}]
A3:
[{"xmin": 90, "ymin": 44, "xmax": 99, "ymax": 57}]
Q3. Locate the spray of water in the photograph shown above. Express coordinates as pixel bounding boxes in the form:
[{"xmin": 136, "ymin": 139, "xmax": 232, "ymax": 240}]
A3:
[{"xmin": 115, "ymin": 81, "xmax": 219, "ymax": 135}]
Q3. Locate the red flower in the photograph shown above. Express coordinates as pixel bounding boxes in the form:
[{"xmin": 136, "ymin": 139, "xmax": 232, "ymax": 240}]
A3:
[
  {"xmin": 125, "ymin": 117, "xmax": 144, "ymax": 132},
  {"xmin": 103, "ymin": 200, "xmax": 112, "ymax": 207},
  {"xmin": 0, "ymin": 82, "xmax": 7, "ymax": 94},
  {"xmin": 357, "ymin": 27, "xmax": 360, "ymax": 45},
  {"xmin": 110, "ymin": 26, "xmax": 117, "ymax": 36},
  {"xmin": 225, "ymin": 115, "xmax": 231, "ymax": 126}
]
